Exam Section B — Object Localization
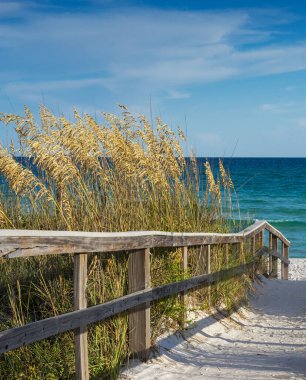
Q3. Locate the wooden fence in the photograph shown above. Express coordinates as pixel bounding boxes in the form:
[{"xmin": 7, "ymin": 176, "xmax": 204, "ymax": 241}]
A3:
[{"xmin": 0, "ymin": 220, "xmax": 290, "ymax": 379}]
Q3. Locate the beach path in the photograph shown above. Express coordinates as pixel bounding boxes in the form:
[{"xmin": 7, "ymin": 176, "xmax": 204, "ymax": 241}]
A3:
[{"xmin": 121, "ymin": 261, "xmax": 306, "ymax": 379}]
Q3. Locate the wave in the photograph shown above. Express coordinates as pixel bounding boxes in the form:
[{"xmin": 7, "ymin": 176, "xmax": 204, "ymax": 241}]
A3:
[
  {"xmin": 269, "ymin": 220, "xmax": 306, "ymax": 228},
  {"xmin": 269, "ymin": 219, "xmax": 301, "ymax": 223}
]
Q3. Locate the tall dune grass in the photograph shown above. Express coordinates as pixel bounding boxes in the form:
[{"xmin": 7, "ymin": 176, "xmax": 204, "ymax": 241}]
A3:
[{"xmin": 0, "ymin": 106, "xmax": 251, "ymax": 379}]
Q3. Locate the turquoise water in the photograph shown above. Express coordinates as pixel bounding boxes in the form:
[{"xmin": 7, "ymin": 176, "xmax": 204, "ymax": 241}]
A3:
[
  {"xmin": 207, "ymin": 158, "xmax": 306, "ymax": 258},
  {"xmin": 1, "ymin": 157, "xmax": 305, "ymax": 257}
]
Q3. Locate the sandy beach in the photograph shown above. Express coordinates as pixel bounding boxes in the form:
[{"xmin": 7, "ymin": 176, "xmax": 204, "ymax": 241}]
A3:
[
  {"xmin": 288, "ymin": 258, "xmax": 306, "ymax": 281},
  {"xmin": 121, "ymin": 258, "xmax": 306, "ymax": 379}
]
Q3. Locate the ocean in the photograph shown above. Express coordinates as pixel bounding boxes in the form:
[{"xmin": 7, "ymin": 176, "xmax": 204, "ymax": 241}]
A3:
[
  {"xmin": 1, "ymin": 157, "xmax": 305, "ymax": 258},
  {"xmin": 207, "ymin": 157, "xmax": 306, "ymax": 258}
]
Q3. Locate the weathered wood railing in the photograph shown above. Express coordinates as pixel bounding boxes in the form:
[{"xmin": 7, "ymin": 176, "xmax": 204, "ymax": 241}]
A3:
[{"xmin": 0, "ymin": 220, "xmax": 290, "ymax": 379}]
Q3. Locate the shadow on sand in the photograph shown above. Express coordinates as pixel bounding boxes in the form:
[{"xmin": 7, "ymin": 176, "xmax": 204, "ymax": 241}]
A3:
[{"xmin": 122, "ymin": 276, "xmax": 306, "ymax": 379}]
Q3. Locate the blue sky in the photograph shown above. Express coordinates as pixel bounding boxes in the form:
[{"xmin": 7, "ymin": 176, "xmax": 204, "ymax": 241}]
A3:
[{"xmin": 1, "ymin": 1, "xmax": 306, "ymax": 156}]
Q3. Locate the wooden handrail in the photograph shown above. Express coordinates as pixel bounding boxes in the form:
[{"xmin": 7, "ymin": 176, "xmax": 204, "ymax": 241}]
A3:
[
  {"xmin": 0, "ymin": 220, "xmax": 290, "ymax": 259},
  {"xmin": 257, "ymin": 246, "xmax": 290, "ymax": 265},
  {"xmin": 0, "ymin": 260, "xmax": 256, "ymax": 355},
  {"xmin": 0, "ymin": 220, "xmax": 290, "ymax": 379}
]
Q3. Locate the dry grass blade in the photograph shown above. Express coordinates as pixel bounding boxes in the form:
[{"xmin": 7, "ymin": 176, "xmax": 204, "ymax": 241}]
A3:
[{"xmin": 0, "ymin": 105, "xmax": 246, "ymax": 380}]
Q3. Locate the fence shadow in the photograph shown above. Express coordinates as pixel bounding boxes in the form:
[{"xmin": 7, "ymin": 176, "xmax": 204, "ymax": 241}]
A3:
[{"xmin": 122, "ymin": 276, "xmax": 306, "ymax": 379}]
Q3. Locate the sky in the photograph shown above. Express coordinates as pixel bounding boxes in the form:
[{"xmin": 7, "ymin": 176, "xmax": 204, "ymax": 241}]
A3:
[{"xmin": 1, "ymin": 0, "xmax": 306, "ymax": 157}]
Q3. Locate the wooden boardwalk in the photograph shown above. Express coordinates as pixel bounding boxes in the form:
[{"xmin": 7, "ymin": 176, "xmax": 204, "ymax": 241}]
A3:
[{"xmin": 121, "ymin": 275, "xmax": 306, "ymax": 379}]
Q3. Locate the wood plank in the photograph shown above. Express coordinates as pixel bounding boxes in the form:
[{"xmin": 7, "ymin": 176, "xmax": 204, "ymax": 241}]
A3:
[
  {"xmin": 283, "ymin": 244, "xmax": 289, "ymax": 280},
  {"xmin": 0, "ymin": 221, "xmax": 264, "ymax": 239},
  {"xmin": 179, "ymin": 246, "xmax": 188, "ymax": 327},
  {"xmin": 256, "ymin": 246, "xmax": 289, "ymax": 265},
  {"xmin": 255, "ymin": 230, "xmax": 263, "ymax": 247},
  {"xmin": 251, "ymin": 237, "xmax": 256, "ymax": 276},
  {"xmin": 74, "ymin": 254, "xmax": 89, "ymax": 380},
  {"xmin": 259, "ymin": 230, "xmax": 265, "ymax": 274},
  {"xmin": 0, "ymin": 261, "xmax": 256, "ymax": 355},
  {"xmin": 1, "ymin": 234, "xmax": 243, "ymax": 258},
  {"xmin": 240, "ymin": 220, "xmax": 267, "ymax": 240},
  {"xmin": 0, "ymin": 220, "xmax": 290, "ymax": 260},
  {"xmin": 128, "ymin": 249, "xmax": 151, "ymax": 360},
  {"xmin": 254, "ymin": 233, "xmax": 262, "ymax": 274},
  {"xmin": 281, "ymin": 243, "xmax": 285, "ymax": 279},
  {"xmin": 206, "ymin": 245, "xmax": 211, "ymax": 306},
  {"xmin": 271, "ymin": 235, "xmax": 278, "ymax": 278},
  {"xmin": 265, "ymin": 222, "xmax": 290, "ymax": 246},
  {"xmin": 182, "ymin": 246, "xmax": 188, "ymax": 274},
  {"xmin": 259, "ymin": 230, "xmax": 264, "ymax": 248},
  {"xmin": 268, "ymin": 233, "xmax": 273, "ymax": 276}
]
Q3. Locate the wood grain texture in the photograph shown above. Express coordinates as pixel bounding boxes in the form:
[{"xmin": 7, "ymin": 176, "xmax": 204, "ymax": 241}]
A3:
[
  {"xmin": 128, "ymin": 249, "xmax": 151, "ymax": 360},
  {"xmin": 281, "ymin": 243, "xmax": 285, "ymax": 279},
  {"xmin": 271, "ymin": 235, "xmax": 278, "ymax": 278},
  {"xmin": 283, "ymin": 244, "xmax": 289, "ymax": 280},
  {"xmin": 251, "ymin": 237, "xmax": 256, "ymax": 276},
  {"xmin": 180, "ymin": 246, "xmax": 188, "ymax": 326},
  {"xmin": 0, "ymin": 220, "xmax": 290, "ymax": 259},
  {"xmin": 265, "ymin": 223, "xmax": 290, "ymax": 246},
  {"xmin": 256, "ymin": 246, "xmax": 289, "ymax": 265},
  {"xmin": 269, "ymin": 233, "xmax": 273, "ymax": 276},
  {"xmin": 258, "ymin": 231, "xmax": 265, "ymax": 274},
  {"xmin": 0, "ymin": 260, "xmax": 257, "ymax": 355},
  {"xmin": 74, "ymin": 254, "xmax": 89, "ymax": 380},
  {"xmin": 0, "ymin": 217, "xmax": 290, "ymax": 363},
  {"xmin": 206, "ymin": 245, "xmax": 211, "ymax": 306}
]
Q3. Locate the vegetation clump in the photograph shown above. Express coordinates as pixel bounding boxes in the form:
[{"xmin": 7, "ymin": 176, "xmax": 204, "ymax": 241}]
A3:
[{"xmin": 0, "ymin": 106, "xmax": 252, "ymax": 379}]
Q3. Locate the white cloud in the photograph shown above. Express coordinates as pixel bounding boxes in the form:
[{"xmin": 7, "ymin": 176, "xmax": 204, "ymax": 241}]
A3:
[
  {"xmin": 1, "ymin": 5, "xmax": 306, "ymax": 107},
  {"xmin": 5, "ymin": 78, "xmax": 109, "ymax": 93},
  {"xmin": 297, "ymin": 117, "xmax": 306, "ymax": 127},
  {"xmin": 166, "ymin": 90, "xmax": 191, "ymax": 99},
  {"xmin": 196, "ymin": 132, "xmax": 223, "ymax": 146},
  {"xmin": 260, "ymin": 102, "xmax": 295, "ymax": 113},
  {"xmin": 285, "ymin": 84, "xmax": 306, "ymax": 92}
]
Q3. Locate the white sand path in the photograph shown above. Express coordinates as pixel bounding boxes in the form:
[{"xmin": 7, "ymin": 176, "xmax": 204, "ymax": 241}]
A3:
[{"xmin": 121, "ymin": 258, "xmax": 306, "ymax": 380}]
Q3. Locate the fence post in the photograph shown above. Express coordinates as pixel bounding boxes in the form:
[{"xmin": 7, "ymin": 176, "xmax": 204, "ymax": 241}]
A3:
[
  {"xmin": 128, "ymin": 248, "xmax": 151, "ymax": 360},
  {"xmin": 205, "ymin": 245, "xmax": 211, "ymax": 306},
  {"xmin": 260, "ymin": 230, "xmax": 266, "ymax": 274},
  {"xmin": 255, "ymin": 231, "xmax": 264, "ymax": 274},
  {"xmin": 283, "ymin": 244, "xmax": 289, "ymax": 280},
  {"xmin": 281, "ymin": 243, "xmax": 285, "ymax": 279},
  {"xmin": 74, "ymin": 253, "xmax": 89, "ymax": 380},
  {"xmin": 268, "ymin": 232, "xmax": 273, "ymax": 276},
  {"xmin": 251, "ymin": 236, "xmax": 256, "ymax": 277},
  {"xmin": 180, "ymin": 246, "xmax": 188, "ymax": 326},
  {"xmin": 271, "ymin": 235, "xmax": 278, "ymax": 278}
]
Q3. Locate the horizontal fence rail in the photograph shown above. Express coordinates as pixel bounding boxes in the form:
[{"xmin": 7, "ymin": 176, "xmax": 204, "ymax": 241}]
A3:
[
  {"xmin": 0, "ymin": 220, "xmax": 290, "ymax": 380},
  {"xmin": 0, "ymin": 220, "xmax": 289, "ymax": 258}
]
